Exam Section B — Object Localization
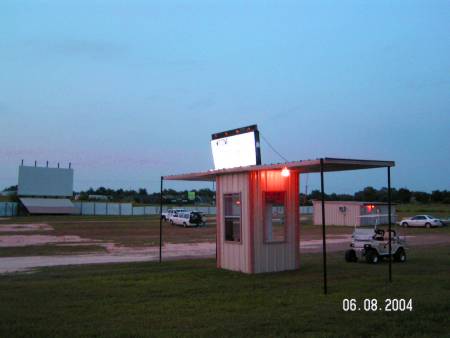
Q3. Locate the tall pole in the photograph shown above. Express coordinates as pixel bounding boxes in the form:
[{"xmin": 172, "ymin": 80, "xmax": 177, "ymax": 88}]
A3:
[
  {"xmin": 159, "ymin": 176, "xmax": 164, "ymax": 263},
  {"xmin": 388, "ymin": 166, "xmax": 392, "ymax": 282},
  {"xmin": 320, "ymin": 158, "xmax": 327, "ymax": 295},
  {"xmin": 304, "ymin": 173, "xmax": 309, "ymax": 205}
]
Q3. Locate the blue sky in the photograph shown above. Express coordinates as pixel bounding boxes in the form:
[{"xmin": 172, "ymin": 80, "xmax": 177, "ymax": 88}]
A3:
[{"xmin": 1, "ymin": 0, "xmax": 449, "ymax": 193}]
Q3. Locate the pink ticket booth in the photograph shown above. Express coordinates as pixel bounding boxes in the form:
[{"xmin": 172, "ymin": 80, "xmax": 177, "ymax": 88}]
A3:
[{"xmin": 163, "ymin": 158, "xmax": 394, "ymax": 275}]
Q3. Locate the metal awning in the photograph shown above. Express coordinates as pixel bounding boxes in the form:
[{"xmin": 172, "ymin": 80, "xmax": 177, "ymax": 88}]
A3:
[
  {"xmin": 159, "ymin": 156, "xmax": 396, "ymax": 294},
  {"xmin": 163, "ymin": 157, "xmax": 395, "ymax": 181}
]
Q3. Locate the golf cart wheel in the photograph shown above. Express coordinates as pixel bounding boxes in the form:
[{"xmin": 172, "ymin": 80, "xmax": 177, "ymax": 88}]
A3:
[
  {"xmin": 161, "ymin": 216, "xmax": 166, "ymax": 221},
  {"xmin": 183, "ymin": 222, "xmax": 187, "ymax": 228},
  {"xmin": 402, "ymin": 222, "xmax": 409, "ymax": 228},
  {"xmin": 345, "ymin": 249, "xmax": 357, "ymax": 263},
  {"xmin": 425, "ymin": 222, "xmax": 431, "ymax": 228},
  {"xmin": 365, "ymin": 249, "xmax": 379, "ymax": 264},
  {"xmin": 169, "ymin": 219, "xmax": 174, "ymax": 225},
  {"xmin": 394, "ymin": 248, "xmax": 406, "ymax": 262}
]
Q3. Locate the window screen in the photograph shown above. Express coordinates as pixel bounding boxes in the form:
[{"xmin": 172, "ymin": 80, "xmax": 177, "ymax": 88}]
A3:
[
  {"xmin": 264, "ymin": 191, "xmax": 286, "ymax": 242},
  {"xmin": 224, "ymin": 193, "xmax": 241, "ymax": 242}
]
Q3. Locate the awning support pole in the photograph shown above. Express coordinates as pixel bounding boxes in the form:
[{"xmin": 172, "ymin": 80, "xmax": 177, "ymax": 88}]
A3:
[
  {"xmin": 320, "ymin": 158, "xmax": 328, "ymax": 295},
  {"xmin": 388, "ymin": 166, "xmax": 392, "ymax": 282},
  {"xmin": 159, "ymin": 176, "xmax": 164, "ymax": 263}
]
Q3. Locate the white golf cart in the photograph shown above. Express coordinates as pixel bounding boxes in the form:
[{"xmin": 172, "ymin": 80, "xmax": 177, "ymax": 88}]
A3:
[{"xmin": 345, "ymin": 227, "xmax": 407, "ymax": 264}]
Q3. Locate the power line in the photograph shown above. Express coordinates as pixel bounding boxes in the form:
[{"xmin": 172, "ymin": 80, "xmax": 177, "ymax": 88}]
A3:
[{"xmin": 260, "ymin": 133, "xmax": 289, "ymax": 162}]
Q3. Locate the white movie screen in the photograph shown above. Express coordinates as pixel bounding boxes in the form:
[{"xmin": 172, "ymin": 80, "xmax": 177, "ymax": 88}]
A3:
[
  {"xmin": 211, "ymin": 131, "xmax": 258, "ymax": 170},
  {"xmin": 18, "ymin": 166, "xmax": 74, "ymax": 197}
]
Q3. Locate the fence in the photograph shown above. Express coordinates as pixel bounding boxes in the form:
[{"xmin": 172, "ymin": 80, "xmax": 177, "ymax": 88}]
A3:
[
  {"xmin": 300, "ymin": 206, "xmax": 313, "ymax": 214},
  {"xmin": 0, "ymin": 202, "xmax": 18, "ymax": 217},
  {"xmin": 0, "ymin": 202, "xmax": 313, "ymax": 217},
  {"xmin": 74, "ymin": 203, "xmax": 312, "ymax": 216},
  {"xmin": 73, "ymin": 202, "xmax": 217, "ymax": 216}
]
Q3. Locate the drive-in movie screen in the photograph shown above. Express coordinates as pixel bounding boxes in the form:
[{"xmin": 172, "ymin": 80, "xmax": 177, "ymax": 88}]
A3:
[{"xmin": 1, "ymin": 1, "xmax": 449, "ymax": 337}]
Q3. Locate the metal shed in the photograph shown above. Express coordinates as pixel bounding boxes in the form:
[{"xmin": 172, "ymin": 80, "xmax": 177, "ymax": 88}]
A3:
[{"xmin": 312, "ymin": 201, "xmax": 397, "ymax": 226}]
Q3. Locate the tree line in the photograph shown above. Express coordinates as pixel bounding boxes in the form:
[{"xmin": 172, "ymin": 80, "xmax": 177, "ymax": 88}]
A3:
[
  {"xmin": 77, "ymin": 186, "xmax": 450, "ymax": 205},
  {"xmin": 305, "ymin": 187, "xmax": 450, "ymax": 205},
  {"xmin": 75, "ymin": 187, "xmax": 215, "ymax": 204},
  {"xmin": 2, "ymin": 184, "xmax": 449, "ymax": 205}
]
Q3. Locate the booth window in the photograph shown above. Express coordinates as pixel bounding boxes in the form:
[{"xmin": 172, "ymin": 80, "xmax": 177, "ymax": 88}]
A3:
[
  {"xmin": 264, "ymin": 191, "xmax": 286, "ymax": 242},
  {"xmin": 224, "ymin": 193, "xmax": 241, "ymax": 242}
]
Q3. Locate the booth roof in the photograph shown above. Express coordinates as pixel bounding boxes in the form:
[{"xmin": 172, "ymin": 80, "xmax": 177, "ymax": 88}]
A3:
[{"xmin": 163, "ymin": 157, "xmax": 395, "ymax": 182}]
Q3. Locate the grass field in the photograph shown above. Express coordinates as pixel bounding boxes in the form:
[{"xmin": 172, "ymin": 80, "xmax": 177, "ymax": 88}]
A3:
[
  {"xmin": 0, "ymin": 246, "xmax": 449, "ymax": 337},
  {"xmin": 0, "ymin": 206, "xmax": 449, "ymax": 336},
  {"xmin": 396, "ymin": 203, "xmax": 450, "ymax": 220}
]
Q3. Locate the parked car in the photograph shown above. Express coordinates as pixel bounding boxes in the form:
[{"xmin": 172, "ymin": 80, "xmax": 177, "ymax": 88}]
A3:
[
  {"xmin": 345, "ymin": 227, "xmax": 407, "ymax": 264},
  {"xmin": 161, "ymin": 208, "xmax": 188, "ymax": 221},
  {"xmin": 170, "ymin": 211, "xmax": 206, "ymax": 227},
  {"xmin": 399, "ymin": 215, "xmax": 443, "ymax": 228}
]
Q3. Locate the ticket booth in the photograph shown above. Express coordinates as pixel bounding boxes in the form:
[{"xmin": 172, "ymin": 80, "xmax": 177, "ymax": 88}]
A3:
[
  {"xmin": 165, "ymin": 166, "xmax": 299, "ymax": 274},
  {"xmin": 163, "ymin": 158, "xmax": 394, "ymax": 274},
  {"xmin": 215, "ymin": 169, "xmax": 299, "ymax": 273}
]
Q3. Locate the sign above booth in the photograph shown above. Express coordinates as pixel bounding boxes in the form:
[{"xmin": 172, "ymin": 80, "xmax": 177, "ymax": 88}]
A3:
[{"xmin": 211, "ymin": 124, "xmax": 262, "ymax": 170}]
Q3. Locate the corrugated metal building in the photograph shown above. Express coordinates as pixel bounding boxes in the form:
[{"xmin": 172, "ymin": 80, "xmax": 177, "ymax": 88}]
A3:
[
  {"xmin": 213, "ymin": 171, "xmax": 300, "ymax": 273},
  {"xmin": 312, "ymin": 200, "xmax": 396, "ymax": 226}
]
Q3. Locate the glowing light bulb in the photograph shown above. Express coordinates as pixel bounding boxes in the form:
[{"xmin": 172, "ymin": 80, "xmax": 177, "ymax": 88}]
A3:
[{"xmin": 281, "ymin": 167, "xmax": 290, "ymax": 177}]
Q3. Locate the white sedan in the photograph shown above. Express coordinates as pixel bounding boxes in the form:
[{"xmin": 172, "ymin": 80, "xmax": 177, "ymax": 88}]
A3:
[{"xmin": 400, "ymin": 215, "xmax": 443, "ymax": 228}]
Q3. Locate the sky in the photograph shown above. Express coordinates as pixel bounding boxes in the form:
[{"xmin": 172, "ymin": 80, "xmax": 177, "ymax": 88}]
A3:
[{"xmin": 1, "ymin": 0, "xmax": 449, "ymax": 194}]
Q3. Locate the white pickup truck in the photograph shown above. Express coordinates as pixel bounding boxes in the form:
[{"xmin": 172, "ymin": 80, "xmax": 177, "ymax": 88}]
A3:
[
  {"xmin": 170, "ymin": 211, "xmax": 206, "ymax": 227},
  {"xmin": 161, "ymin": 208, "xmax": 188, "ymax": 221}
]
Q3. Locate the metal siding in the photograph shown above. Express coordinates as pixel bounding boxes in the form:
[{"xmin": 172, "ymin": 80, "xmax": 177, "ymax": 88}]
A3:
[
  {"xmin": 217, "ymin": 173, "xmax": 250, "ymax": 273},
  {"xmin": 313, "ymin": 201, "xmax": 397, "ymax": 226},
  {"xmin": 248, "ymin": 172, "xmax": 255, "ymax": 273},
  {"xmin": 0, "ymin": 202, "xmax": 18, "ymax": 216},
  {"xmin": 216, "ymin": 177, "xmax": 221, "ymax": 268},
  {"xmin": 313, "ymin": 201, "xmax": 360, "ymax": 226},
  {"xmin": 94, "ymin": 203, "xmax": 107, "ymax": 215},
  {"xmin": 360, "ymin": 204, "xmax": 397, "ymax": 225},
  {"xmin": 253, "ymin": 170, "xmax": 298, "ymax": 273}
]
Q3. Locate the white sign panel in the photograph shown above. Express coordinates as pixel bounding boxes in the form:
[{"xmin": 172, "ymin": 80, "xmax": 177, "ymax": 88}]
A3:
[
  {"xmin": 18, "ymin": 166, "xmax": 74, "ymax": 197},
  {"xmin": 211, "ymin": 131, "xmax": 258, "ymax": 170}
]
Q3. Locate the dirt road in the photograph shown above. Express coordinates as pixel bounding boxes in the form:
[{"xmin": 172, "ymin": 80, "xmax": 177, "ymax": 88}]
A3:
[{"xmin": 1, "ymin": 222, "xmax": 449, "ymax": 274}]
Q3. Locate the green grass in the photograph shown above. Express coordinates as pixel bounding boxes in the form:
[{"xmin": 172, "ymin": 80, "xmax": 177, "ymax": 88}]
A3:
[
  {"xmin": 396, "ymin": 203, "xmax": 450, "ymax": 213},
  {"xmin": 397, "ymin": 203, "xmax": 450, "ymax": 221},
  {"xmin": 0, "ymin": 244, "xmax": 107, "ymax": 257},
  {"xmin": 0, "ymin": 246, "xmax": 449, "ymax": 337}
]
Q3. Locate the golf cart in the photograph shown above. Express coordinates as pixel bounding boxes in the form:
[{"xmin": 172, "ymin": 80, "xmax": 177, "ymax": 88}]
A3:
[{"xmin": 345, "ymin": 227, "xmax": 406, "ymax": 264}]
